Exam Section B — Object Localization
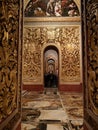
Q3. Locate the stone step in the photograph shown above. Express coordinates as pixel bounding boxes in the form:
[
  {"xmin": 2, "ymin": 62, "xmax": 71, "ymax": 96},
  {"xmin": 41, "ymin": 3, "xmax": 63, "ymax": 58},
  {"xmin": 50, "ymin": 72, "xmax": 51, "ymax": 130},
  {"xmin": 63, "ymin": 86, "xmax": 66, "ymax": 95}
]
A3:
[
  {"xmin": 44, "ymin": 88, "xmax": 58, "ymax": 94},
  {"xmin": 47, "ymin": 124, "xmax": 64, "ymax": 130}
]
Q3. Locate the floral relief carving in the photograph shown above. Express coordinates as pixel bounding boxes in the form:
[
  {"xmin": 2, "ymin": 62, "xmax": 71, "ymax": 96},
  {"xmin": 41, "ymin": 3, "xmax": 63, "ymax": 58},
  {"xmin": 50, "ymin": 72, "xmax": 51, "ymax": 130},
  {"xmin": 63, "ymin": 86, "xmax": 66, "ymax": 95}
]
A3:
[
  {"xmin": 60, "ymin": 27, "xmax": 80, "ymax": 82},
  {"xmin": 23, "ymin": 26, "xmax": 81, "ymax": 83},
  {"xmin": 0, "ymin": 0, "xmax": 19, "ymax": 122},
  {"xmin": 86, "ymin": 0, "xmax": 98, "ymax": 115},
  {"xmin": 23, "ymin": 28, "xmax": 42, "ymax": 83}
]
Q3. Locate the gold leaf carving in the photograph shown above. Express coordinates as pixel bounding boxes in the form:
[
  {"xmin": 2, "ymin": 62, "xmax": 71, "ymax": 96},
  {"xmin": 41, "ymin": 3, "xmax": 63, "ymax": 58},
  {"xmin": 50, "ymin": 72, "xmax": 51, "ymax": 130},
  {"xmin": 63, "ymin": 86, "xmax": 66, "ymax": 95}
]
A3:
[
  {"xmin": 60, "ymin": 26, "xmax": 80, "ymax": 82},
  {"xmin": 0, "ymin": 0, "xmax": 19, "ymax": 122},
  {"xmin": 23, "ymin": 26, "xmax": 81, "ymax": 83},
  {"xmin": 86, "ymin": 1, "xmax": 98, "ymax": 115},
  {"xmin": 23, "ymin": 28, "xmax": 42, "ymax": 83}
]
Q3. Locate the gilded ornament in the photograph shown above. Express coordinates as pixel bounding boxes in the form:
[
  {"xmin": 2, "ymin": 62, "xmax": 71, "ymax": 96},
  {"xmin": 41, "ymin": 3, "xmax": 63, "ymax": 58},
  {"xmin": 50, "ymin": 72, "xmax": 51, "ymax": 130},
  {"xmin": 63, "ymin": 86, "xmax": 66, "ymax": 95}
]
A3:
[
  {"xmin": 86, "ymin": 0, "xmax": 98, "ymax": 115},
  {"xmin": 23, "ymin": 26, "xmax": 81, "ymax": 83}
]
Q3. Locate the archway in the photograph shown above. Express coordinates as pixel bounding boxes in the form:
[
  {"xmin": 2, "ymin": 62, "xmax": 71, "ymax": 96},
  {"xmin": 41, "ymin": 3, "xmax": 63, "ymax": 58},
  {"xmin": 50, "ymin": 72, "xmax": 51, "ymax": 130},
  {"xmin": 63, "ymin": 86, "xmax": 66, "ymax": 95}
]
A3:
[
  {"xmin": 43, "ymin": 45, "xmax": 59, "ymax": 88},
  {"xmin": 1, "ymin": 0, "xmax": 98, "ymax": 130}
]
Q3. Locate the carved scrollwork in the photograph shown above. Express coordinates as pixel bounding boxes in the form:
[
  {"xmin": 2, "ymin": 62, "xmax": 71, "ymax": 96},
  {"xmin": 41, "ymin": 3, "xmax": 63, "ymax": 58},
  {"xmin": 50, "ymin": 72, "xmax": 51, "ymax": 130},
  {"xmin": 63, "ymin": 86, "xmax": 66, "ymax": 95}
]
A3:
[
  {"xmin": 0, "ymin": 0, "xmax": 19, "ymax": 122},
  {"xmin": 23, "ymin": 26, "xmax": 81, "ymax": 83},
  {"xmin": 60, "ymin": 27, "xmax": 80, "ymax": 82},
  {"xmin": 23, "ymin": 28, "xmax": 42, "ymax": 82},
  {"xmin": 86, "ymin": 0, "xmax": 98, "ymax": 115}
]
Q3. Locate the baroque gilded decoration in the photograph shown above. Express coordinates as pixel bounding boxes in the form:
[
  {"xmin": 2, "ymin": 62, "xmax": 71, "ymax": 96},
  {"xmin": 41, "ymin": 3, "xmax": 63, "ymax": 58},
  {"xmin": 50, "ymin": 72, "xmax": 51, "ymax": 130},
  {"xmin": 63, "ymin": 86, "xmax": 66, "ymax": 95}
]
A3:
[
  {"xmin": 86, "ymin": 0, "xmax": 98, "ymax": 115},
  {"xmin": 61, "ymin": 26, "xmax": 80, "ymax": 82},
  {"xmin": 23, "ymin": 27, "xmax": 46, "ymax": 83},
  {"xmin": 0, "ymin": 0, "xmax": 21, "ymax": 128},
  {"xmin": 23, "ymin": 25, "xmax": 81, "ymax": 83}
]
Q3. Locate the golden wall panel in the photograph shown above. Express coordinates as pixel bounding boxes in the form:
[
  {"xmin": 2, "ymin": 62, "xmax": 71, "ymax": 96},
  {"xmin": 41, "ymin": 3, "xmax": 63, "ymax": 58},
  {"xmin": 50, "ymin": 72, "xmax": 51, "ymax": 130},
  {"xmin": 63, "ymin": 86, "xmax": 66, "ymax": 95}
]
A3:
[
  {"xmin": 23, "ymin": 28, "xmax": 43, "ymax": 83},
  {"xmin": 60, "ymin": 26, "xmax": 80, "ymax": 82},
  {"xmin": 23, "ymin": 25, "xmax": 81, "ymax": 84}
]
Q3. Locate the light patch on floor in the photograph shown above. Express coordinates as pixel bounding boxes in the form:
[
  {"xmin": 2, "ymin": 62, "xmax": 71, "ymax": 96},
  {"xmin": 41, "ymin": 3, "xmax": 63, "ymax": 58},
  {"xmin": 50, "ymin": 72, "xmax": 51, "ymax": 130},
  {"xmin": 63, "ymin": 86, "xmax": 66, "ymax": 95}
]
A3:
[
  {"xmin": 21, "ymin": 90, "xmax": 83, "ymax": 130},
  {"xmin": 47, "ymin": 124, "xmax": 64, "ymax": 130},
  {"xmin": 39, "ymin": 110, "xmax": 68, "ymax": 121}
]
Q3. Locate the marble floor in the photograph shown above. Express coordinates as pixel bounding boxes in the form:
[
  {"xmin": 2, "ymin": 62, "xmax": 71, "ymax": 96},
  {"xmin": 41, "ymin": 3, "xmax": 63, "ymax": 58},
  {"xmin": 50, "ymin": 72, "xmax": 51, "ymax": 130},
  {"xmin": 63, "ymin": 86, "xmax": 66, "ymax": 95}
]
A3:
[{"xmin": 21, "ymin": 89, "xmax": 83, "ymax": 130}]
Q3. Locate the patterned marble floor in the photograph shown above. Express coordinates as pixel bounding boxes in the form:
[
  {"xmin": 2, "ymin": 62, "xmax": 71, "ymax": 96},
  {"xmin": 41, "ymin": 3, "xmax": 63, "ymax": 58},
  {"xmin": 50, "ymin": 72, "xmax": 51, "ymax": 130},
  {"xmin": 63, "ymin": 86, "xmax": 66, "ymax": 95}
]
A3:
[{"xmin": 21, "ymin": 89, "xmax": 83, "ymax": 130}]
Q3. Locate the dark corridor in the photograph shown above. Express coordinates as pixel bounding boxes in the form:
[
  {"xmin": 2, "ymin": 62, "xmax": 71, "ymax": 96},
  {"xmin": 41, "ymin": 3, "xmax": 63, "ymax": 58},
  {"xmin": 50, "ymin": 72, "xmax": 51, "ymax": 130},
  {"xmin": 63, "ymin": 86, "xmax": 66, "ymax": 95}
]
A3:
[{"xmin": 44, "ymin": 73, "xmax": 58, "ymax": 88}]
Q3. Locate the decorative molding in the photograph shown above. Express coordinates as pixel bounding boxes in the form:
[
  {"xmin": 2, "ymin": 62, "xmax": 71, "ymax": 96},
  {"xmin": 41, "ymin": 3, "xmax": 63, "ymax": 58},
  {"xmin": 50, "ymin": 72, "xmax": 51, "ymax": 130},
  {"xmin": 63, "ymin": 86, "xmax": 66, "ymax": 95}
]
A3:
[{"xmin": 24, "ymin": 17, "xmax": 81, "ymax": 22}]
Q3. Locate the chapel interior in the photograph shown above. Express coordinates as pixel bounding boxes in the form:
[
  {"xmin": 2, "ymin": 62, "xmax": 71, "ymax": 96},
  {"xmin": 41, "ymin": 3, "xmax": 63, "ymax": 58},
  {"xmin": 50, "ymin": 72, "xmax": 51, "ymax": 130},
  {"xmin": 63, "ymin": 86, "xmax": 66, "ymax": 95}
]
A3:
[{"xmin": 0, "ymin": 0, "xmax": 98, "ymax": 130}]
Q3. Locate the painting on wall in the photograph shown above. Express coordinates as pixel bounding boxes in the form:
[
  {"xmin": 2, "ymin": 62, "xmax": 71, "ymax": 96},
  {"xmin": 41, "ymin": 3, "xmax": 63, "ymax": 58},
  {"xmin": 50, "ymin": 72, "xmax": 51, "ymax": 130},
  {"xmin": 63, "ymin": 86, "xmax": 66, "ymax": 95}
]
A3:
[{"xmin": 24, "ymin": 0, "xmax": 80, "ymax": 17}]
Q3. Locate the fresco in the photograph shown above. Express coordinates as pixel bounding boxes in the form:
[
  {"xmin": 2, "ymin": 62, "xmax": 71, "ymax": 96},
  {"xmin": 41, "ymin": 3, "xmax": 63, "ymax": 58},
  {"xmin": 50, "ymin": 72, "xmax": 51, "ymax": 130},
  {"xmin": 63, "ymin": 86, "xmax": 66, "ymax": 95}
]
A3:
[{"xmin": 24, "ymin": 0, "xmax": 80, "ymax": 17}]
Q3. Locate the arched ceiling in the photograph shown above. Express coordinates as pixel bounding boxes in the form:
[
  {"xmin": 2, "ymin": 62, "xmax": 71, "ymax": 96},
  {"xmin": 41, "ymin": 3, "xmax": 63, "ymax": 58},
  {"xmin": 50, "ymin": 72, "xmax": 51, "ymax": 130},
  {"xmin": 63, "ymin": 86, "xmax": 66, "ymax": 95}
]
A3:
[{"xmin": 44, "ymin": 49, "xmax": 58, "ymax": 61}]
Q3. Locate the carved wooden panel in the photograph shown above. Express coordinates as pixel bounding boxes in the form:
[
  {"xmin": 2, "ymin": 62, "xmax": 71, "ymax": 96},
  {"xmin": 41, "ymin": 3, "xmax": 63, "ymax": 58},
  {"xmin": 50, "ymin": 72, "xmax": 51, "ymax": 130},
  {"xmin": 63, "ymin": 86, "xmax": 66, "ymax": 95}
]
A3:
[
  {"xmin": 0, "ymin": 0, "xmax": 22, "ymax": 129},
  {"xmin": 86, "ymin": 0, "xmax": 98, "ymax": 115},
  {"xmin": 23, "ymin": 25, "xmax": 81, "ymax": 84}
]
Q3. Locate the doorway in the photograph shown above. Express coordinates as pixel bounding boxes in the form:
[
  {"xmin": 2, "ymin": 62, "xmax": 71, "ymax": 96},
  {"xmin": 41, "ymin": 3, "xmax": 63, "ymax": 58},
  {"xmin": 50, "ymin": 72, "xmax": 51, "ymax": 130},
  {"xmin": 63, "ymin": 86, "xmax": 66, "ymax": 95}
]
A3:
[{"xmin": 43, "ymin": 46, "xmax": 59, "ymax": 88}]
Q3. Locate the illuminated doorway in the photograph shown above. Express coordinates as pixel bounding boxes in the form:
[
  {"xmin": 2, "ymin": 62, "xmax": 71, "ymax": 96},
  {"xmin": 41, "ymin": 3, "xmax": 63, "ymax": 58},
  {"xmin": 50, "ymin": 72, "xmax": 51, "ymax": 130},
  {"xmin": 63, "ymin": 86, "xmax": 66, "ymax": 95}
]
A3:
[{"xmin": 43, "ymin": 46, "xmax": 59, "ymax": 88}]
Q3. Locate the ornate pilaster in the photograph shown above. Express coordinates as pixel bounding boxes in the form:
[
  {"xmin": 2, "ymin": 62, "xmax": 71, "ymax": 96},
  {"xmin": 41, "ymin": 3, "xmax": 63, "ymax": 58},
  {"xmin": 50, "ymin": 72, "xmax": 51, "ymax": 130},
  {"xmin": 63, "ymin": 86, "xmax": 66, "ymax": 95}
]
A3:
[
  {"xmin": 82, "ymin": 0, "xmax": 98, "ymax": 129},
  {"xmin": 0, "ymin": 0, "xmax": 22, "ymax": 129},
  {"xmin": 86, "ymin": 0, "xmax": 98, "ymax": 115}
]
